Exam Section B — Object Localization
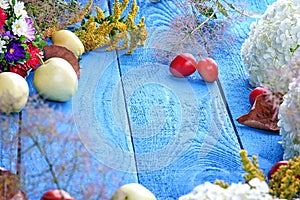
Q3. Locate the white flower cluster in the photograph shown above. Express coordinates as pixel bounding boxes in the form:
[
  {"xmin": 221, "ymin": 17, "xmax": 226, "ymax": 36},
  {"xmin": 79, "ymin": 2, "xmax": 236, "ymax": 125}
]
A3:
[
  {"xmin": 179, "ymin": 178, "xmax": 276, "ymax": 200},
  {"xmin": 241, "ymin": 0, "xmax": 300, "ymax": 90},
  {"xmin": 278, "ymin": 71, "xmax": 300, "ymax": 159}
]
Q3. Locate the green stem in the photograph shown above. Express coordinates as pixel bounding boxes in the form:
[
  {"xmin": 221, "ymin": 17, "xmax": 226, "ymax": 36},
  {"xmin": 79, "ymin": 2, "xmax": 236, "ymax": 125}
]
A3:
[
  {"xmin": 222, "ymin": 0, "xmax": 262, "ymax": 18},
  {"xmin": 35, "ymin": 53, "xmax": 45, "ymax": 65}
]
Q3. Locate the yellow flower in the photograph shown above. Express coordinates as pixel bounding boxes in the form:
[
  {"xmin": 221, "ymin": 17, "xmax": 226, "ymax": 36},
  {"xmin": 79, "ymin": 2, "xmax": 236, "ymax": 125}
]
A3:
[{"xmin": 74, "ymin": 0, "xmax": 147, "ymax": 54}]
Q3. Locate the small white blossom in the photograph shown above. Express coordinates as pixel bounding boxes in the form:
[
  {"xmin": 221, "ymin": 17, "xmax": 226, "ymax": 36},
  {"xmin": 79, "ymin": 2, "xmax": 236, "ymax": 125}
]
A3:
[
  {"xmin": 0, "ymin": 0, "xmax": 9, "ymax": 9},
  {"xmin": 179, "ymin": 178, "xmax": 276, "ymax": 200},
  {"xmin": 12, "ymin": 18, "xmax": 27, "ymax": 37},
  {"xmin": 0, "ymin": 39, "xmax": 6, "ymax": 53},
  {"xmin": 13, "ymin": 1, "xmax": 27, "ymax": 18},
  {"xmin": 241, "ymin": 0, "xmax": 300, "ymax": 92}
]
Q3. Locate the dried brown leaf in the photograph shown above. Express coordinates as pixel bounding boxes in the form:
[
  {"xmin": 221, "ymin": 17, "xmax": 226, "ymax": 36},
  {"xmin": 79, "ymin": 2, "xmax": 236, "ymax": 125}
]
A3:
[
  {"xmin": 43, "ymin": 45, "xmax": 80, "ymax": 78},
  {"xmin": 237, "ymin": 94, "xmax": 280, "ymax": 131}
]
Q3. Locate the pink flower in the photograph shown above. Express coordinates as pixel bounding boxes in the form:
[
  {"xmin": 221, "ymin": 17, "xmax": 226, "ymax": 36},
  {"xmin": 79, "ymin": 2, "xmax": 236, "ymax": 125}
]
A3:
[
  {"xmin": 0, "ymin": 8, "xmax": 7, "ymax": 28},
  {"xmin": 24, "ymin": 18, "xmax": 36, "ymax": 42}
]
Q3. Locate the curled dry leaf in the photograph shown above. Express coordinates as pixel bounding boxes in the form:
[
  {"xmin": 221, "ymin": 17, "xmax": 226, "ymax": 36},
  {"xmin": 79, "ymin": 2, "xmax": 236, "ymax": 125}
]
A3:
[
  {"xmin": 43, "ymin": 45, "xmax": 80, "ymax": 78},
  {"xmin": 0, "ymin": 167, "xmax": 20, "ymax": 199},
  {"xmin": 237, "ymin": 94, "xmax": 280, "ymax": 131}
]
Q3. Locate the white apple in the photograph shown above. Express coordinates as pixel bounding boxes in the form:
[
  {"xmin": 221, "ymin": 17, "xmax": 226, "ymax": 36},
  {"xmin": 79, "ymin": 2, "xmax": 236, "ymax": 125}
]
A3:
[
  {"xmin": 33, "ymin": 57, "xmax": 78, "ymax": 102},
  {"xmin": 0, "ymin": 72, "xmax": 29, "ymax": 113},
  {"xmin": 111, "ymin": 183, "xmax": 157, "ymax": 200},
  {"xmin": 52, "ymin": 30, "xmax": 85, "ymax": 58}
]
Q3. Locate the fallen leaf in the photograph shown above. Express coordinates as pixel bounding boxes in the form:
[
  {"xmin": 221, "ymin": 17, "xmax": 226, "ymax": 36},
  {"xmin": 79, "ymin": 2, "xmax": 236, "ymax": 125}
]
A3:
[
  {"xmin": 237, "ymin": 94, "xmax": 280, "ymax": 131},
  {"xmin": 0, "ymin": 167, "xmax": 20, "ymax": 199},
  {"xmin": 43, "ymin": 45, "xmax": 81, "ymax": 78}
]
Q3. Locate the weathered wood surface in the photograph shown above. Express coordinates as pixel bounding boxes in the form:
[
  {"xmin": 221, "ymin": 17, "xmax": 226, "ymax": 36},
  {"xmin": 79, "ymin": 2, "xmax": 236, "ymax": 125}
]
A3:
[{"xmin": 1, "ymin": 0, "xmax": 284, "ymax": 199}]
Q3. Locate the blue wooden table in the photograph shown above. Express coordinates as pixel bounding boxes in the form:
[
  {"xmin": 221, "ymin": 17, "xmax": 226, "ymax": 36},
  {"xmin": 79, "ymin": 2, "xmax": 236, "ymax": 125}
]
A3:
[{"xmin": 0, "ymin": 0, "xmax": 284, "ymax": 199}]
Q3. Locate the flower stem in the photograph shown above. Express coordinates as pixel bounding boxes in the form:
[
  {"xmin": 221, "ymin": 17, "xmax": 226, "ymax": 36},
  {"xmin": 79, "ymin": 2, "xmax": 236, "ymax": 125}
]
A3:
[
  {"xmin": 222, "ymin": 0, "xmax": 262, "ymax": 18},
  {"xmin": 35, "ymin": 53, "xmax": 44, "ymax": 65}
]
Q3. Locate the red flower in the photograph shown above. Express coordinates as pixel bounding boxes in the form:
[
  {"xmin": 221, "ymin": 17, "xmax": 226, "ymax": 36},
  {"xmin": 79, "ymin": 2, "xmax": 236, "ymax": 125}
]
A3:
[
  {"xmin": 9, "ymin": 63, "xmax": 30, "ymax": 77},
  {"xmin": 0, "ymin": 8, "xmax": 7, "ymax": 28},
  {"xmin": 25, "ymin": 44, "xmax": 43, "ymax": 70}
]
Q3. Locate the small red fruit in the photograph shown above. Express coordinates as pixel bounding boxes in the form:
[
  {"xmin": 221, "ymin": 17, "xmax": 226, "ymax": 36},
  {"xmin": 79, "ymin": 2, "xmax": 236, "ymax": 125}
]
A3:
[
  {"xmin": 197, "ymin": 58, "xmax": 218, "ymax": 83},
  {"xmin": 41, "ymin": 189, "xmax": 75, "ymax": 200},
  {"xmin": 169, "ymin": 53, "xmax": 197, "ymax": 77},
  {"xmin": 249, "ymin": 86, "xmax": 268, "ymax": 106},
  {"xmin": 268, "ymin": 160, "xmax": 289, "ymax": 180}
]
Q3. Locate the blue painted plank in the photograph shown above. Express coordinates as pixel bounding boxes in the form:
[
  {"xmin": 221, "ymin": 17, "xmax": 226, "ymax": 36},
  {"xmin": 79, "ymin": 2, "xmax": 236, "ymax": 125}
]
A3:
[
  {"xmin": 16, "ymin": 0, "xmax": 139, "ymax": 198},
  {"xmin": 22, "ymin": 48, "xmax": 138, "ymax": 199},
  {"xmin": 115, "ymin": 43, "xmax": 244, "ymax": 199},
  {"xmin": 0, "ymin": 113, "xmax": 20, "ymax": 172},
  {"xmin": 107, "ymin": 0, "xmax": 283, "ymax": 199},
  {"xmin": 0, "ymin": 0, "xmax": 285, "ymax": 199},
  {"xmin": 72, "ymin": 48, "xmax": 139, "ymax": 174},
  {"xmin": 214, "ymin": 0, "xmax": 283, "ymax": 174}
]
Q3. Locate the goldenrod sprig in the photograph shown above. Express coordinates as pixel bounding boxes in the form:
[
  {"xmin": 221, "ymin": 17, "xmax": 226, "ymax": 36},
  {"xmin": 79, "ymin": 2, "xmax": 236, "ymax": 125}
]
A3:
[
  {"xmin": 269, "ymin": 157, "xmax": 300, "ymax": 200},
  {"xmin": 75, "ymin": 0, "xmax": 147, "ymax": 54},
  {"xmin": 239, "ymin": 150, "xmax": 266, "ymax": 183}
]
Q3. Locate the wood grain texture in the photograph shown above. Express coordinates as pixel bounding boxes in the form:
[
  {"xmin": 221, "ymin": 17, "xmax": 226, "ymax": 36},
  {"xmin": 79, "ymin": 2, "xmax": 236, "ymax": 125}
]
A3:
[
  {"xmin": 116, "ymin": 42, "xmax": 244, "ymax": 199},
  {"xmin": 108, "ymin": 0, "xmax": 283, "ymax": 199},
  {"xmin": 214, "ymin": 0, "xmax": 284, "ymax": 174},
  {"xmin": 23, "ymin": 49, "xmax": 138, "ymax": 199},
  {"xmin": 1, "ymin": 0, "xmax": 285, "ymax": 199},
  {"xmin": 0, "ymin": 113, "xmax": 20, "ymax": 172},
  {"xmin": 109, "ymin": 1, "xmax": 247, "ymax": 197},
  {"xmin": 19, "ymin": 1, "xmax": 138, "ymax": 199}
]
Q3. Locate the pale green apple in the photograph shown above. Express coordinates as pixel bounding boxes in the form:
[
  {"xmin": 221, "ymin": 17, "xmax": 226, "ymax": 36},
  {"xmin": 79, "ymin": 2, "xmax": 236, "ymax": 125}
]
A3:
[
  {"xmin": 33, "ymin": 57, "xmax": 78, "ymax": 102},
  {"xmin": 52, "ymin": 30, "xmax": 85, "ymax": 58},
  {"xmin": 0, "ymin": 72, "xmax": 29, "ymax": 113},
  {"xmin": 111, "ymin": 183, "xmax": 157, "ymax": 200}
]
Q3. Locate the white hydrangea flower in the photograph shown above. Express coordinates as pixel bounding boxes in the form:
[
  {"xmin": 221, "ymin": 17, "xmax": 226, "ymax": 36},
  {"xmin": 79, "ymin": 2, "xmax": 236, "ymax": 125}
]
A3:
[
  {"xmin": 0, "ymin": 0, "xmax": 9, "ymax": 9},
  {"xmin": 241, "ymin": 0, "xmax": 300, "ymax": 91},
  {"xmin": 278, "ymin": 74, "xmax": 300, "ymax": 159},
  {"xmin": 12, "ymin": 18, "xmax": 27, "ymax": 37},
  {"xmin": 13, "ymin": 1, "xmax": 27, "ymax": 18},
  {"xmin": 179, "ymin": 178, "xmax": 276, "ymax": 200}
]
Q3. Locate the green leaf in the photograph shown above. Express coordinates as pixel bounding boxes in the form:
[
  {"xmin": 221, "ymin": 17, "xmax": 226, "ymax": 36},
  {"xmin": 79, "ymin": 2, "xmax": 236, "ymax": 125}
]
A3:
[
  {"xmin": 217, "ymin": 1, "xmax": 229, "ymax": 18},
  {"xmin": 24, "ymin": 52, "xmax": 31, "ymax": 60},
  {"xmin": 21, "ymin": 43, "xmax": 28, "ymax": 50},
  {"xmin": 199, "ymin": 6, "xmax": 217, "ymax": 19},
  {"xmin": 19, "ymin": 35, "xmax": 26, "ymax": 43}
]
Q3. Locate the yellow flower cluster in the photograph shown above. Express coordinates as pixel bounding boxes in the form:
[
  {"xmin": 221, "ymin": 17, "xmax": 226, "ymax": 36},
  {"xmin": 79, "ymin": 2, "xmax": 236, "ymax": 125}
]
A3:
[
  {"xmin": 269, "ymin": 156, "xmax": 300, "ymax": 200},
  {"xmin": 74, "ymin": 0, "xmax": 147, "ymax": 55},
  {"xmin": 214, "ymin": 150, "xmax": 300, "ymax": 199},
  {"xmin": 239, "ymin": 150, "xmax": 266, "ymax": 183}
]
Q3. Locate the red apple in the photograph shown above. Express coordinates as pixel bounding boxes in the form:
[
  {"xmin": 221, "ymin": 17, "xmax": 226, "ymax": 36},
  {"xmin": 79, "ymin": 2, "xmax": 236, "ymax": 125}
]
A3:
[
  {"xmin": 268, "ymin": 160, "xmax": 289, "ymax": 180},
  {"xmin": 41, "ymin": 189, "xmax": 74, "ymax": 200},
  {"xmin": 169, "ymin": 53, "xmax": 197, "ymax": 77},
  {"xmin": 197, "ymin": 58, "xmax": 218, "ymax": 83},
  {"xmin": 249, "ymin": 86, "xmax": 268, "ymax": 106}
]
